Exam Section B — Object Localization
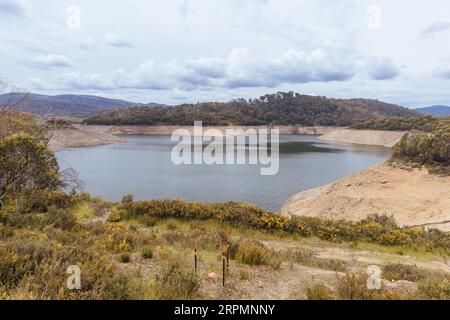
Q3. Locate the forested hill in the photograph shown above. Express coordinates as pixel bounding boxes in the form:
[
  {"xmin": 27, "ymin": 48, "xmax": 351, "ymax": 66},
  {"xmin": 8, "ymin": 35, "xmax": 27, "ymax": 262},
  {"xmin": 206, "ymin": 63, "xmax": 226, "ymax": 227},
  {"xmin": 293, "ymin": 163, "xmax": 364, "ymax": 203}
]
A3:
[
  {"xmin": 84, "ymin": 92, "xmax": 419, "ymax": 126},
  {"xmin": 0, "ymin": 93, "xmax": 168, "ymax": 117}
]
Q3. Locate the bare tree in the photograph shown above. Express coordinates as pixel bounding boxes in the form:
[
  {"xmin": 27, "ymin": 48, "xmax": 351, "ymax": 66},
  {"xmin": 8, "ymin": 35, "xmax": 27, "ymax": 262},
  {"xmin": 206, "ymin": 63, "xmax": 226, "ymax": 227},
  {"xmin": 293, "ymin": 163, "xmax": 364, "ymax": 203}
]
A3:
[{"xmin": 0, "ymin": 75, "xmax": 31, "ymax": 111}]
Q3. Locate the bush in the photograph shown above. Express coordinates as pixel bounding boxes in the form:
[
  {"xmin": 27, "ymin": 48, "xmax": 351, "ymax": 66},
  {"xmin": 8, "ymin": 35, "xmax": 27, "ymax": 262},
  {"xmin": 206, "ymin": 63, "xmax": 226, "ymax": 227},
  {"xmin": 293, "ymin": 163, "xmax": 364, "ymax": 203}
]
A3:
[
  {"xmin": 119, "ymin": 253, "xmax": 131, "ymax": 263},
  {"xmin": 306, "ymin": 283, "xmax": 334, "ymax": 300},
  {"xmin": 141, "ymin": 248, "xmax": 154, "ymax": 260},
  {"xmin": 119, "ymin": 200, "xmax": 450, "ymax": 252},
  {"xmin": 107, "ymin": 213, "xmax": 122, "ymax": 223},
  {"xmin": 43, "ymin": 207, "xmax": 77, "ymax": 230},
  {"xmin": 336, "ymin": 273, "xmax": 374, "ymax": 300},
  {"xmin": 419, "ymin": 278, "xmax": 450, "ymax": 300},
  {"xmin": 383, "ymin": 263, "xmax": 428, "ymax": 282},
  {"xmin": 392, "ymin": 118, "xmax": 450, "ymax": 173},
  {"xmin": 351, "ymin": 116, "xmax": 440, "ymax": 132},
  {"xmin": 154, "ymin": 262, "xmax": 199, "ymax": 300},
  {"xmin": 121, "ymin": 193, "xmax": 134, "ymax": 204},
  {"xmin": 233, "ymin": 241, "xmax": 281, "ymax": 269}
]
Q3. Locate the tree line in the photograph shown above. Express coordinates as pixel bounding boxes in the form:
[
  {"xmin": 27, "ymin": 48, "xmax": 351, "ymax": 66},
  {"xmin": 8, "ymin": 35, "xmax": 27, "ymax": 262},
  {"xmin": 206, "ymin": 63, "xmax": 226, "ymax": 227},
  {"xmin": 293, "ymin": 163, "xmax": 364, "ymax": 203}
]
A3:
[{"xmin": 83, "ymin": 92, "xmax": 418, "ymax": 126}]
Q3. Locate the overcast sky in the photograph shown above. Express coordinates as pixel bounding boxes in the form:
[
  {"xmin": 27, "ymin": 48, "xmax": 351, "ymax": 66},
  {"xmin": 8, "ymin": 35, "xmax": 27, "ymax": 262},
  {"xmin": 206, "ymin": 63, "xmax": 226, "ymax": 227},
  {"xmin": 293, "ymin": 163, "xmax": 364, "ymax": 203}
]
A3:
[{"xmin": 0, "ymin": 0, "xmax": 449, "ymax": 107}]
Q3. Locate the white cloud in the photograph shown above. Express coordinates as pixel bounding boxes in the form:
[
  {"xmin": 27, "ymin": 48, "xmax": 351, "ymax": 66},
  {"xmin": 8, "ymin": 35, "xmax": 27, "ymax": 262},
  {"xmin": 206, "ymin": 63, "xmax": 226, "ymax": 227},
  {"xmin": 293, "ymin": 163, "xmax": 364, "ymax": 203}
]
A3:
[
  {"xmin": 1, "ymin": 0, "xmax": 450, "ymax": 107},
  {"xmin": 105, "ymin": 33, "xmax": 133, "ymax": 48},
  {"xmin": 27, "ymin": 54, "xmax": 72, "ymax": 69},
  {"xmin": 55, "ymin": 46, "xmax": 400, "ymax": 92},
  {"xmin": 58, "ymin": 72, "xmax": 114, "ymax": 90}
]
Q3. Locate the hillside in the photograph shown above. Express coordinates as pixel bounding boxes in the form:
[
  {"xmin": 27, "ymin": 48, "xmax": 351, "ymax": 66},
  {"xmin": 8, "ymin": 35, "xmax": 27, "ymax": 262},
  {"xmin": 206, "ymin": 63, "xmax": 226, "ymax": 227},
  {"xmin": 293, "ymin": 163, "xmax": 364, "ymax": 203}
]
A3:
[
  {"xmin": 0, "ymin": 93, "xmax": 167, "ymax": 117},
  {"xmin": 416, "ymin": 105, "xmax": 450, "ymax": 117},
  {"xmin": 351, "ymin": 116, "xmax": 449, "ymax": 131},
  {"xmin": 84, "ymin": 92, "xmax": 419, "ymax": 126}
]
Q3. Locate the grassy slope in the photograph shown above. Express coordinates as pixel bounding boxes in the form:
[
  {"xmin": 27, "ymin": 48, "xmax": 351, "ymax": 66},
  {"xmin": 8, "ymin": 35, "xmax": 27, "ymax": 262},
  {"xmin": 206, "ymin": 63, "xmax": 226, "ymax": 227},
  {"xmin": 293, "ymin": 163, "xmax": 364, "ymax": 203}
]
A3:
[{"xmin": 2, "ymin": 199, "xmax": 449, "ymax": 300}]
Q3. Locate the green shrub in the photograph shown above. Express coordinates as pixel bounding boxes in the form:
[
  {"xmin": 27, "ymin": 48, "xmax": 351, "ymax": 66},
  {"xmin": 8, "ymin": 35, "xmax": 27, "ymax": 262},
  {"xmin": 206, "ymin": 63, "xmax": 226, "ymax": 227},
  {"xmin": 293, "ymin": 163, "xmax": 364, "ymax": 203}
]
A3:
[
  {"xmin": 234, "ymin": 241, "xmax": 281, "ymax": 269},
  {"xmin": 141, "ymin": 248, "xmax": 154, "ymax": 260},
  {"xmin": 306, "ymin": 283, "xmax": 334, "ymax": 300},
  {"xmin": 418, "ymin": 278, "xmax": 450, "ymax": 300},
  {"xmin": 44, "ymin": 207, "xmax": 77, "ymax": 230},
  {"xmin": 154, "ymin": 262, "xmax": 199, "ymax": 300},
  {"xmin": 141, "ymin": 216, "xmax": 157, "ymax": 227},
  {"xmin": 119, "ymin": 200, "xmax": 450, "ymax": 252},
  {"xmin": 166, "ymin": 222, "xmax": 178, "ymax": 230},
  {"xmin": 392, "ymin": 118, "xmax": 450, "ymax": 173},
  {"xmin": 336, "ymin": 273, "xmax": 374, "ymax": 300},
  {"xmin": 351, "ymin": 116, "xmax": 440, "ymax": 132},
  {"xmin": 119, "ymin": 253, "xmax": 131, "ymax": 263},
  {"xmin": 383, "ymin": 263, "xmax": 428, "ymax": 282},
  {"xmin": 239, "ymin": 270, "xmax": 250, "ymax": 280},
  {"xmin": 121, "ymin": 193, "xmax": 134, "ymax": 204},
  {"xmin": 107, "ymin": 213, "xmax": 122, "ymax": 223}
]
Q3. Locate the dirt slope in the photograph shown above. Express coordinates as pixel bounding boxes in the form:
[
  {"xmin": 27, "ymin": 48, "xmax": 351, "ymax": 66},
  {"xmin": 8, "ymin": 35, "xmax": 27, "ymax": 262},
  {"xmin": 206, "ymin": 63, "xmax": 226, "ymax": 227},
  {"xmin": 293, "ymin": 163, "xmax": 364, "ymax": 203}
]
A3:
[
  {"xmin": 282, "ymin": 163, "xmax": 450, "ymax": 231},
  {"xmin": 319, "ymin": 129, "xmax": 405, "ymax": 147}
]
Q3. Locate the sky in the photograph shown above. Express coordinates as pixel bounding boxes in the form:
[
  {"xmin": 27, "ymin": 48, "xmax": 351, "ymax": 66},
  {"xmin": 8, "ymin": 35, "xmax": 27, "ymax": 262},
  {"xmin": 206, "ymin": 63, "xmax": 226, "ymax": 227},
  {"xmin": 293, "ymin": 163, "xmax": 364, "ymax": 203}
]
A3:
[{"xmin": 0, "ymin": 0, "xmax": 449, "ymax": 108}]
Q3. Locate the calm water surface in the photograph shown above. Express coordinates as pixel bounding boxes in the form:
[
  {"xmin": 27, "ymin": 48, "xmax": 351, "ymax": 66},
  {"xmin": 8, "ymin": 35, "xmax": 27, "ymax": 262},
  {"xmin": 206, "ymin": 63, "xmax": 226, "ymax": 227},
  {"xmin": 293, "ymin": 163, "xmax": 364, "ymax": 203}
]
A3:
[{"xmin": 56, "ymin": 135, "xmax": 391, "ymax": 211}]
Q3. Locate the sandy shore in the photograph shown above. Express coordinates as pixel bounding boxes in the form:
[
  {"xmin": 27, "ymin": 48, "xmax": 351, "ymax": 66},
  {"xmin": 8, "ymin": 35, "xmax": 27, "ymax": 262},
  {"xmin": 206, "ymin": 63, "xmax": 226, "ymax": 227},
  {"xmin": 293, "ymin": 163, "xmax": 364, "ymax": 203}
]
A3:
[
  {"xmin": 48, "ymin": 125, "xmax": 126, "ymax": 150},
  {"xmin": 49, "ymin": 124, "xmax": 337, "ymax": 149},
  {"xmin": 281, "ymin": 163, "xmax": 450, "ymax": 231},
  {"xmin": 49, "ymin": 125, "xmax": 406, "ymax": 149},
  {"xmin": 319, "ymin": 128, "xmax": 405, "ymax": 147}
]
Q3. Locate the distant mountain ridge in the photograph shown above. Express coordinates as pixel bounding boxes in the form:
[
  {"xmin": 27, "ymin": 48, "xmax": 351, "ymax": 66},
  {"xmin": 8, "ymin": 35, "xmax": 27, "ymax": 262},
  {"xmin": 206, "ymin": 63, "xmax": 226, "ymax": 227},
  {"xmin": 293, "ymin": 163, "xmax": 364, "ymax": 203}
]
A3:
[
  {"xmin": 415, "ymin": 105, "xmax": 450, "ymax": 116},
  {"xmin": 0, "ymin": 93, "xmax": 167, "ymax": 117},
  {"xmin": 84, "ymin": 91, "xmax": 420, "ymax": 126}
]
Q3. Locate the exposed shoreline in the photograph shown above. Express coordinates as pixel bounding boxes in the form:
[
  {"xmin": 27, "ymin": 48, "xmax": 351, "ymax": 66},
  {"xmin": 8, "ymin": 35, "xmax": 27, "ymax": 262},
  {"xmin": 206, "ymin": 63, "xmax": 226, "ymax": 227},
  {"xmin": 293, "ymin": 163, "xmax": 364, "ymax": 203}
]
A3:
[
  {"xmin": 49, "ymin": 124, "xmax": 337, "ymax": 149},
  {"xmin": 319, "ymin": 128, "xmax": 405, "ymax": 148},
  {"xmin": 49, "ymin": 124, "xmax": 403, "ymax": 149},
  {"xmin": 281, "ymin": 163, "xmax": 450, "ymax": 231}
]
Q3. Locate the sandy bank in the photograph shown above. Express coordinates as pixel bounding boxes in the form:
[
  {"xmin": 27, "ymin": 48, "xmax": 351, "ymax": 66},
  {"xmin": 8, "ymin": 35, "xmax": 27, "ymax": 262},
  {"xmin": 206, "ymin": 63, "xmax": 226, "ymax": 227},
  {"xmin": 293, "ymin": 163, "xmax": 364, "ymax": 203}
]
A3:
[
  {"xmin": 281, "ymin": 163, "xmax": 450, "ymax": 231},
  {"xmin": 49, "ymin": 125, "xmax": 337, "ymax": 149},
  {"xmin": 48, "ymin": 125, "xmax": 126, "ymax": 150},
  {"xmin": 319, "ymin": 129, "xmax": 405, "ymax": 147},
  {"xmin": 107, "ymin": 125, "xmax": 336, "ymax": 136}
]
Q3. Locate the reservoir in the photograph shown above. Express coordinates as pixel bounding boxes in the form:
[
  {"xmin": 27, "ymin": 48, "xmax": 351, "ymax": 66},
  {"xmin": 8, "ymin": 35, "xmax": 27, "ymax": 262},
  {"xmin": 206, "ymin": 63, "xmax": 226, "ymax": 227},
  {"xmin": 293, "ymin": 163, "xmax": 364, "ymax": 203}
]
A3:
[{"xmin": 56, "ymin": 135, "xmax": 391, "ymax": 211}]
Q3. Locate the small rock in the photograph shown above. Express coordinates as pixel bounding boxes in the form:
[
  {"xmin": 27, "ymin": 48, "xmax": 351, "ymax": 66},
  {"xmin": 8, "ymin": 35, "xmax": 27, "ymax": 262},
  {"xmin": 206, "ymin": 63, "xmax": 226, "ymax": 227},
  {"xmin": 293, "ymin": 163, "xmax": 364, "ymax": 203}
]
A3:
[{"xmin": 207, "ymin": 272, "xmax": 217, "ymax": 280}]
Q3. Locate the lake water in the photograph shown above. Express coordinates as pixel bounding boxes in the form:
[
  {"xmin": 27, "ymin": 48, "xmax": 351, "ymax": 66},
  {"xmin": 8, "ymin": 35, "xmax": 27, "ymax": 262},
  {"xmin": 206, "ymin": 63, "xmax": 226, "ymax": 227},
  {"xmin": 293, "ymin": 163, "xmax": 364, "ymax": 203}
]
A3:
[{"xmin": 56, "ymin": 135, "xmax": 391, "ymax": 212}]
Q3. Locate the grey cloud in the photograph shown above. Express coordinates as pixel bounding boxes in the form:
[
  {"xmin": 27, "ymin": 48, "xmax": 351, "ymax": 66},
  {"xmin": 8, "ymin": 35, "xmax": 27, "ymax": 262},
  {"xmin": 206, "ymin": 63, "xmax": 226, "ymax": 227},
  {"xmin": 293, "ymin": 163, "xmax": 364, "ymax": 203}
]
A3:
[
  {"xmin": 0, "ymin": 0, "xmax": 25, "ymax": 16},
  {"xmin": 437, "ymin": 62, "xmax": 450, "ymax": 79},
  {"xmin": 27, "ymin": 54, "xmax": 72, "ymax": 69},
  {"xmin": 105, "ymin": 33, "xmax": 133, "ymax": 48},
  {"xmin": 58, "ymin": 73, "xmax": 114, "ymax": 90},
  {"xmin": 367, "ymin": 58, "xmax": 400, "ymax": 80},
  {"xmin": 421, "ymin": 21, "xmax": 450, "ymax": 36},
  {"xmin": 57, "ymin": 46, "xmax": 358, "ymax": 91}
]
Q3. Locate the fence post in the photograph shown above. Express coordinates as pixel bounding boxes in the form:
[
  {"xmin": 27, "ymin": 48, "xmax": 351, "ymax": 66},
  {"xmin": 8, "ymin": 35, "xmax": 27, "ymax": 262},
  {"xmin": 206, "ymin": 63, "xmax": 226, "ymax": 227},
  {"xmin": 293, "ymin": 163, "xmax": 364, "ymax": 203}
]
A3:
[
  {"xmin": 226, "ymin": 239, "xmax": 230, "ymax": 269},
  {"xmin": 194, "ymin": 248, "xmax": 198, "ymax": 274},
  {"xmin": 222, "ymin": 251, "xmax": 226, "ymax": 287}
]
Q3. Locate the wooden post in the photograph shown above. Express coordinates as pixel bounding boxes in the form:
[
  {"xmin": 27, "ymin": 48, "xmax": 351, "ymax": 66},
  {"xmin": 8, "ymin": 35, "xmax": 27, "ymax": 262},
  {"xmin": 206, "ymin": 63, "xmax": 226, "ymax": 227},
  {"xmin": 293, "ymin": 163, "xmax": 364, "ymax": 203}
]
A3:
[
  {"xmin": 194, "ymin": 248, "xmax": 198, "ymax": 274},
  {"xmin": 222, "ymin": 252, "xmax": 226, "ymax": 287},
  {"xmin": 226, "ymin": 240, "xmax": 230, "ymax": 269}
]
